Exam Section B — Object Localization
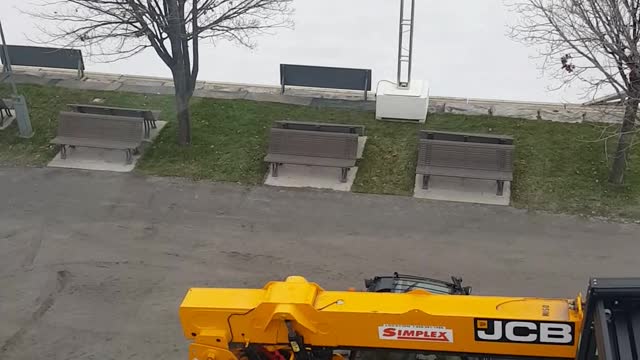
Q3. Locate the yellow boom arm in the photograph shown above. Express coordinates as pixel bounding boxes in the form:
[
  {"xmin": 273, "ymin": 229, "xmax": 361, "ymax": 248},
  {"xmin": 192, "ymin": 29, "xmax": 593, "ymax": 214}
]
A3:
[{"xmin": 180, "ymin": 276, "xmax": 583, "ymax": 359}]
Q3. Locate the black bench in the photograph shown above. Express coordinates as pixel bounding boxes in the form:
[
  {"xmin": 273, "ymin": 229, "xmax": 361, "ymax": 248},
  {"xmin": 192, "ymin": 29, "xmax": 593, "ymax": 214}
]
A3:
[
  {"xmin": 1, "ymin": 45, "xmax": 85, "ymax": 79},
  {"xmin": 416, "ymin": 130, "xmax": 515, "ymax": 195},
  {"xmin": 265, "ymin": 128, "xmax": 359, "ymax": 182},
  {"xmin": 51, "ymin": 112, "xmax": 144, "ymax": 164},
  {"xmin": 67, "ymin": 104, "xmax": 161, "ymax": 139},
  {"xmin": 274, "ymin": 120, "xmax": 365, "ymax": 136},
  {"xmin": 280, "ymin": 64, "xmax": 372, "ymax": 100},
  {"xmin": 0, "ymin": 98, "xmax": 13, "ymax": 127}
]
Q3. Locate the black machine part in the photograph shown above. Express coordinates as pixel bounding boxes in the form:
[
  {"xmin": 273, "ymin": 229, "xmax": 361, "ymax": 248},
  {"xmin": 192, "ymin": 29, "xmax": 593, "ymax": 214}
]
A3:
[
  {"xmin": 576, "ymin": 277, "xmax": 640, "ymax": 360},
  {"xmin": 364, "ymin": 272, "xmax": 471, "ymax": 295}
]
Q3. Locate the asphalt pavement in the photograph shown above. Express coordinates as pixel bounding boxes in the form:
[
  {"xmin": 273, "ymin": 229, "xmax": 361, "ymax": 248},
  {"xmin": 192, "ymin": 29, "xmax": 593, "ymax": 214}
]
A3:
[{"xmin": 1, "ymin": 167, "xmax": 638, "ymax": 360}]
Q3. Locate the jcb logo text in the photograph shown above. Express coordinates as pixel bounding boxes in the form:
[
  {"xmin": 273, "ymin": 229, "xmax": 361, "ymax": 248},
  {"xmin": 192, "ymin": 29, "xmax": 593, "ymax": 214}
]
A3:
[{"xmin": 474, "ymin": 319, "xmax": 574, "ymax": 345}]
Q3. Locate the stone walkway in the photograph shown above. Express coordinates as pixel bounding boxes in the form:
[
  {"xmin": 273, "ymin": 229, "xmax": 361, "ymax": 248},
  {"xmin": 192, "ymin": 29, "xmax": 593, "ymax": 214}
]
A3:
[{"xmin": 2, "ymin": 67, "xmax": 625, "ymax": 123}]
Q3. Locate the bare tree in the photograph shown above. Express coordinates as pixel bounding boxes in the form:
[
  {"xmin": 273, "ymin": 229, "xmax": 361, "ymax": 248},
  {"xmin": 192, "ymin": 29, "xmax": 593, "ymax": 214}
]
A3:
[
  {"xmin": 510, "ymin": 0, "xmax": 639, "ymax": 185},
  {"xmin": 28, "ymin": 0, "xmax": 293, "ymax": 145}
]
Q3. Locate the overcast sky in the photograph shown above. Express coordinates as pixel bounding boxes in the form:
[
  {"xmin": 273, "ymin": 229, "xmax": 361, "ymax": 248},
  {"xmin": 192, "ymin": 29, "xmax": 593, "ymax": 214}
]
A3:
[{"xmin": 1, "ymin": 0, "xmax": 587, "ymax": 103}]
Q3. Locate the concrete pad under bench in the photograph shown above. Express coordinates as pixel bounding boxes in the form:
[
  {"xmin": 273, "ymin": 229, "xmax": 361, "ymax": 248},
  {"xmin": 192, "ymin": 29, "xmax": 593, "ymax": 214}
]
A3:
[
  {"xmin": 142, "ymin": 120, "xmax": 167, "ymax": 143},
  {"xmin": 48, "ymin": 121, "xmax": 166, "ymax": 173},
  {"xmin": 48, "ymin": 147, "xmax": 140, "ymax": 172},
  {"xmin": 357, "ymin": 136, "xmax": 367, "ymax": 159},
  {"xmin": 265, "ymin": 164, "xmax": 359, "ymax": 192},
  {"xmin": 0, "ymin": 110, "xmax": 16, "ymax": 131},
  {"xmin": 413, "ymin": 175, "xmax": 511, "ymax": 206}
]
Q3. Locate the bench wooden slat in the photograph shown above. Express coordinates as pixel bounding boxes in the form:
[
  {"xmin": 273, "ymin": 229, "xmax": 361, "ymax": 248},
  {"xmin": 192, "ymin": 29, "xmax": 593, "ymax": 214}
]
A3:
[
  {"xmin": 50, "ymin": 136, "xmax": 140, "ymax": 150},
  {"xmin": 275, "ymin": 120, "xmax": 365, "ymax": 136},
  {"xmin": 67, "ymin": 104, "xmax": 161, "ymax": 120},
  {"xmin": 419, "ymin": 130, "xmax": 514, "ymax": 145},
  {"xmin": 265, "ymin": 154, "xmax": 355, "ymax": 168},
  {"xmin": 416, "ymin": 165, "xmax": 513, "ymax": 181}
]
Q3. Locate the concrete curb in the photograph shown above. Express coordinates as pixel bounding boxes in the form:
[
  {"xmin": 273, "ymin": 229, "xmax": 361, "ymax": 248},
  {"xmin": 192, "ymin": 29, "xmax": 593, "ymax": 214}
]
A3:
[{"xmin": 0, "ymin": 67, "xmax": 625, "ymax": 124}]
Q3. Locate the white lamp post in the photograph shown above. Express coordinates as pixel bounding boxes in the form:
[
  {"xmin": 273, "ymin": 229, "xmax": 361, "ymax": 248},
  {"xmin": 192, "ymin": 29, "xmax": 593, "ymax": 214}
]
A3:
[{"xmin": 376, "ymin": 0, "xmax": 430, "ymax": 123}]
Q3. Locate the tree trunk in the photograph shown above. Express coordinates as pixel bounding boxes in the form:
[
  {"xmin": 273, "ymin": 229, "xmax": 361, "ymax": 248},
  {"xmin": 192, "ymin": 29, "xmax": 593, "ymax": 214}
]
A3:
[
  {"xmin": 609, "ymin": 96, "xmax": 638, "ymax": 185},
  {"xmin": 172, "ymin": 66, "xmax": 192, "ymax": 145},
  {"xmin": 166, "ymin": 0, "xmax": 192, "ymax": 146},
  {"xmin": 175, "ymin": 91, "xmax": 191, "ymax": 146}
]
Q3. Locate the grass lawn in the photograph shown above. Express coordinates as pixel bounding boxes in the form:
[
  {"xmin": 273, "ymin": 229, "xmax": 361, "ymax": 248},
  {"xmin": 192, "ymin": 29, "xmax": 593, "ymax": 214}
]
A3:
[{"xmin": 1, "ymin": 83, "xmax": 639, "ymax": 220}]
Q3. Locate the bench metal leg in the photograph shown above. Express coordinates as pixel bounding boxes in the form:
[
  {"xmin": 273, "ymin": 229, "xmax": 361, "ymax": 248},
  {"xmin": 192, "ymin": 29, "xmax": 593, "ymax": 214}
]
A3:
[
  {"xmin": 496, "ymin": 180, "xmax": 505, "ymax": 196},
  {"xmin": 60, "ymin": 145, "xmax": 68, "ymax": 159},
  {"xmin": 143, "ymin": 120, "xmax": 151, "ymax": 139},
  {"xmin": 281, "ymin": 70, "xmax": 286, "ymax": 94},
  {"xmin": 271, "ymin": 163, "xmax": 279, "ymax": 177},
  {"xmin": 364, "ymin": 76, "xmax": 369, "ymax": 101},
  {"xmin": 340, "ymin": 168, "xmax": 349, "ymax": 183},
  {"xmin": 125, "ymin": 149, "xmax": 133, "ymax": 164},
  {"xmin": 422, "ymin": 175, "xmax": 430, "ymax": 190}
]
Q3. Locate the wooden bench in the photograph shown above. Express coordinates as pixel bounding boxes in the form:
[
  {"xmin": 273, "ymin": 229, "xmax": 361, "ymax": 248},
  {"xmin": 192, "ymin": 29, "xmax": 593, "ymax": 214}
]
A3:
[
  {"xmin": 280, "ymin": 64, "xmax": 372, "ymax": 100},
  {"xmin": 265, "ymin": 128, "xmax": 359, "ymax": 182},
  {"xmin": 67, "ymin": 104, "xmax": 160, "ymax": 139},
  {"xmin": 416, "ymin": 130, "xmax": 514, "ymax": 195},
  {"xmin": 51, "ymin": 112, "xmax": 144, "ymax": 164},
  {"xmin": 0, "ymin": 98, "xmax": 13, "ymax": 127},
  {"xmin": 275, "ymin": 120, "xmax": 365, "ymax": 136}
]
